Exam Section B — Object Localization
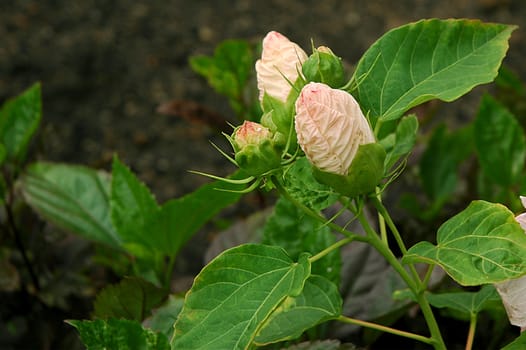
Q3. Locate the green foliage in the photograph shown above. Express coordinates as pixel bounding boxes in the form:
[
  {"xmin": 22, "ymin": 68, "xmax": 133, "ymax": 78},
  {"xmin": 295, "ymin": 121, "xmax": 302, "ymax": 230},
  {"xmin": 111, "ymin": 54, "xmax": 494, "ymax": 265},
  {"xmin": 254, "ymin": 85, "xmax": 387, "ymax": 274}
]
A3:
[
  {"xmin": 0, "ymin": 82, "xmax": 41, "ymax": 162},
  {"xmin": 262, "ymin": 197, "xmax": 341, "ymax": 284},
  {"xmin": 93, "ymin": 277, "xmax": 167, "ymax": 321},
  {"xmin": 474, "ymin": 95, "xmax": 526, "ymax": 187},
  {"xmin": 352, "ymin": 19, "xmax": 516, "ymax": 125},
  {"xmin": 19, "ymin": 162, "xmax": 121, "ymax": 248},
  {"xmin": 111, "ymin": 155, "xmax": 161, "ymax": 257},
  {"xmin": 189, "ymin": 39, "xmax": 257, "ymax": 119},
  {"xmin": 282, "ymin": 157, "xmax": 339, "ymax": 211},
  {"xmin": 172, "ymin": 244, "xmax": 312, "ymax": 349},
  {"xmin": 501, "ymin": 332, "xmax": 526, "ymax": 350},
  {"xmin": 68, "ymin": 318, "xmax": 169, "ymax": 350},
  {"xmin": 254, "ymin": 275, "xmax": 342, "ymax": 345},
  {"xmin": 404, "ymin": 201, "xmax": 526, "ymax": 285},
  {"xmin": 380, "ymin": 114, "xmax": 419, "ymax": 171}
]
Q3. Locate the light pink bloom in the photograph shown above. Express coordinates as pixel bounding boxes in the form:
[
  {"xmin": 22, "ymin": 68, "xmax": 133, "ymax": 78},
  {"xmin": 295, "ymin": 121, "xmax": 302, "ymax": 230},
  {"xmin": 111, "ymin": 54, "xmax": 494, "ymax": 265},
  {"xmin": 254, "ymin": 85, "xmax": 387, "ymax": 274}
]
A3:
[
  {"xmin": 294, "ymin": 82, "xmax": 375, "ymax": 175},
  {"xmin": 234, "ymin": 121, "xmax": 271, "ymax": 149},
  {"xmin": 255, "ymin": 31, "xmax": 308, "ymax": 103},
  {"xmin": 495, "ymin": 196, "xmax": 526, "ymax": 331}
]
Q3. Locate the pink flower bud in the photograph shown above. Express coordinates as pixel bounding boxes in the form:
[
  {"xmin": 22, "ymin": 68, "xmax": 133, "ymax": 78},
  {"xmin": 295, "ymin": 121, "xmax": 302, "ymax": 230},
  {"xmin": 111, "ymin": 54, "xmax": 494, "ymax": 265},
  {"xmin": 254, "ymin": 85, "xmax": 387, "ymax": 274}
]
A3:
[
  {"xmin": 233, "ymin": 121, "xmax": 272, "ymax": 149},
  {"xmin": 495, "ymin": 196, "xmax": 526, "ymax": 330},
  {"xmin": 294, "ymin": 82, "xmax": 375, "ymax": 175},
  {"xmin": 255, "ymin": 31, "xmax": 308, "ymax": 104}
]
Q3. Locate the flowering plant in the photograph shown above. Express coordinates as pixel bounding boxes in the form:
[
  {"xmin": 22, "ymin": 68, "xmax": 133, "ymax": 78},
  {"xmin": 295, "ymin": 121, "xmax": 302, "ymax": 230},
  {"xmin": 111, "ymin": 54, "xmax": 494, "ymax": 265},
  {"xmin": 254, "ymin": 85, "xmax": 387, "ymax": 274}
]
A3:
[{"xmin": 5, "ymin": 18, "xmax": 526, "ymax": 350}]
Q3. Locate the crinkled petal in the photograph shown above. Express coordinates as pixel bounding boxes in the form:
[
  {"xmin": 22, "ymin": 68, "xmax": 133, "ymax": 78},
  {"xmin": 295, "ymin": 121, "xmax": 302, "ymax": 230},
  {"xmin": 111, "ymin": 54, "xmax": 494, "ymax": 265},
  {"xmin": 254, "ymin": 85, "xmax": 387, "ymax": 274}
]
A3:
[
  {"xmin": 495, "ymin": 276, "xmax": 526, "ymax": 328},
  {"xmin": 255, "ymin": 31, "xmax": 308, "ymax": 103},
  {"xmin": 295, "ymin": 82, "xmax": 374, "ymax": 175}
]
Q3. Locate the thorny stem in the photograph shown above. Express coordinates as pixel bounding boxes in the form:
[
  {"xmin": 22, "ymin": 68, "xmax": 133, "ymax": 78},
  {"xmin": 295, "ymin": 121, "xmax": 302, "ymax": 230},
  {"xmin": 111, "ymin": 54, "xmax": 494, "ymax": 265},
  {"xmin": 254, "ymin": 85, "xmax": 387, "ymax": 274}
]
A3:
[
  {"xmin": 337, "ymin": 315, "xmax": 434, "ymax": 345},
  {"xmin": 465, "ymin": 313, "xmax": 477, "ymax": 350}
]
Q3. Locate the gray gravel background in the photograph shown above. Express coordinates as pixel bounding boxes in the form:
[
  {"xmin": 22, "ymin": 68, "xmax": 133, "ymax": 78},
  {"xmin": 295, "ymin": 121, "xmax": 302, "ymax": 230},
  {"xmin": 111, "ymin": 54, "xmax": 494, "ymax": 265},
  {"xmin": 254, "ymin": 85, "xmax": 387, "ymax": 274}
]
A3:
[{"xmin": 1, "ymin": 0, "xmax": 525, "ymax": 203}]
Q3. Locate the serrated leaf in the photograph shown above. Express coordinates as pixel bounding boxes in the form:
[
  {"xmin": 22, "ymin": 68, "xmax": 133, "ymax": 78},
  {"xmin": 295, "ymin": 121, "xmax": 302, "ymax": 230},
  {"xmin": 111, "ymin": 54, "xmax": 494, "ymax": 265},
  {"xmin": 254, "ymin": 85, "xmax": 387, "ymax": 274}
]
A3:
[
  {"xmin": 172, "ymin": 244, "xmax": 311, "ymax": 349},
  {"xmin": 68, "ymin": 318, "xmax": 169, "ymax": 350},
  {"xmin": 19, "ymin": 162, "xmax": 121, "ymax": 248},
  {"xmin": 254, "ymin": 275, "xmax": 342, "ymax": 345},
  {"xmin": 150, "ymin": 173, "xmax": 245, "ymax": 256},
  {"xmin": 0, "ymin": 82, "xmax": 41, "ymax": 161},
  {"xmin": 93, "ymin": 277, "xmax": 167, "ymax": 321},
  {"xmin": 282, "ymin": 157, "xmax": 339, "ymax": 211},
  {"xmin": 262, "ymin": 197, "xmax": 341, "ymax": 285},
  {"xmin": 111, "ymin": 156, "xmax": 160, "ymax": 256},
  {"xmin": 403, "ymin": 201, "xmax": 526, "ymax": 286},
  {"xmin": 352, "ymin": 19, "xmax": 516, "ymax": 124},
  {"xmin": 474, "ymin": 94, "xmax": 526, "ymax": 187}
]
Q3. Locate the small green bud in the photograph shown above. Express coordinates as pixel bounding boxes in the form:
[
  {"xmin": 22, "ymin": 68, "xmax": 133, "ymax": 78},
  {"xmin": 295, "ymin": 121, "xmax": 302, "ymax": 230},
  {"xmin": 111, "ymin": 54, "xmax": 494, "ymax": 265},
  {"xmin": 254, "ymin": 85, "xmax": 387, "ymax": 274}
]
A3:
[
  {"xmin": 302, "ymin": 46, "xmax": 345, "ymax": 88},
  {"xmin": 232, "ymin": 121, "xmax": 281, "ymax": 176}
]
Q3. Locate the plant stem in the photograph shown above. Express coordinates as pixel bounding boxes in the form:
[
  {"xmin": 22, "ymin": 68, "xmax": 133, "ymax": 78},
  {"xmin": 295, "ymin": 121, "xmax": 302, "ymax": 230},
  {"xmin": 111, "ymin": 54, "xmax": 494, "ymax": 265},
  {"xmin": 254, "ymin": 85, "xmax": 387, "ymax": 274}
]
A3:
[
  {"xmin": 370, "ymin": 196, "xmax": 408, "ymax": 255},
  {"xmin": 375, "ymin": 189, "xmax": 388, "ymax": 244},
  {"xmin": 337, "ymin": 315, "xmax": 434, "ymax": 345},
  {"xmin": 465, "ymin": 313, "xmax": 477, "ymax": 350},
  {"xmin": 356, "ymin": 210, "xmax": 446, "ymax": 350},
  {"xmin": 309, "ymin": 236, "xmax": 354, "ymax": 263}
]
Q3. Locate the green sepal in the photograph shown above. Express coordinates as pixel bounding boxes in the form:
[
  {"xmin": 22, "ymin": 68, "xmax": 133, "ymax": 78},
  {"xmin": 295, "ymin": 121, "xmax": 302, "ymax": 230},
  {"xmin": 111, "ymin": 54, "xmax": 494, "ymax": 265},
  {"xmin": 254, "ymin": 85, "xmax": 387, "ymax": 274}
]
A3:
[
  {"xmin": 234, "ymin": 139, "xmax": 281, "ymax": 176},
  {"xmin": 302, "ymin": 48, "xmax": 345, "ymax": 88},
  {"xmin": 313, "ymin": 143, "xmax": 386, "ymax": 197}
]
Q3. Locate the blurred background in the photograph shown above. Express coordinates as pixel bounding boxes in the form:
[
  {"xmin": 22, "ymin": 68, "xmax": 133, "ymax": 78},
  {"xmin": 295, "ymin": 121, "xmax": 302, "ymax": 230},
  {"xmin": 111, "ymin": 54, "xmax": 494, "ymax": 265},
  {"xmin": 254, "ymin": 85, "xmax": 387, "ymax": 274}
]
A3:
[
  {"xmin": 0, "ymin": 1, "xmax": 525, "ymax": 349},
  {"xmin": 1, "ymin": 0, "xmax": 524, "ymax": 202}
]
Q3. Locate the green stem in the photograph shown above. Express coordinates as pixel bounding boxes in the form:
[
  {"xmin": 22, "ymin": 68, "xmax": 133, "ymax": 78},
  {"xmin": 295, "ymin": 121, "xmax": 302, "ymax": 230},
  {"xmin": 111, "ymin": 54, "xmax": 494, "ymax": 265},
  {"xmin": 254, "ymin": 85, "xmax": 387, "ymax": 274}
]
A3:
[
  {"xmin": 375, "ymin": 189, "xmax": 388, "ymax": 244},
  {"xmin": 465, "ymin": 313, "xmax": 477, "ymax": 350},
  {"xmin": 356, "ymin": 210, "xmax": 446, "ymax": 350},
  {"xmin": 309, "ymin": 237, "xmax": 354, "ymax": 263},
  {"xmin": 337, "ymin": 315, "xmax": 433, "ymax": 345},
  {"xmin": 370, "ymin": 196, "xmax": 423, "ymax": 287},
  {"xmin": 164, "ymin": 253, "xmax": 177, "ymax": 291}
]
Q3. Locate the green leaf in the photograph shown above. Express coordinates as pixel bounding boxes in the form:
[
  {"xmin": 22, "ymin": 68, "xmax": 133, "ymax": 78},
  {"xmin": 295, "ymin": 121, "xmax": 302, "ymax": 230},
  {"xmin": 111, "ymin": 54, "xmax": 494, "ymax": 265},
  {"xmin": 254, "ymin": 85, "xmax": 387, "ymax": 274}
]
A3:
[
  {"xmin": 502, "ymin": 331, "xmax": 526, "ymax": 350},
  {"xmin": 381, "ymin": 114, "xmax": 418, "ymax": 170},
  {"xmin": 189, "ymin": 40, "xmax": 252, "ymax": 103},
  {"xmin": 282, "ymin": 157, "xmax": 339, "ymax": 211},
  {"xmin": 282, "ymin": 340, "xmax": 358, "ymax": 350},
  {"xmin": 420, "ymin": 124, "xmax": 473, "ymax": 201},
  {"xmin": 396, "ymin": 285, "xmax": 503, "ymax": 321},
  {"xmin": 68, "ymin": 318, "xmax": 169, "ymax": 350},
  {"xmin": 172, "ymin": 244, "xmax": 311, "ymax": 349},
  {"xmin": 474, "ymin": 94, "xmax": 526, "ymax": 187},
  {"xmin": 143, "ymin": 295, "xmax": 184, "ymax": 340},
  {"xmin": 19, "ymin": 162, "xmax": 121, "ymax": 248},
  {"xmin": 0, "ymin": 82, "xmax": 42, "ymax": 161},
  {"xmin": 262, "ymin": 197, "xmax": 341, "ymax": 285},
  {"xmin": 403, "ymin": 201, "xmax": 526, "ymax": 286},
  {"xmin": 254, "ymin": 275, "xmax": 342, "ymax": 345},
  {"xmin": 111, "ymin": 156, "xmax": 160, "ymax": 256},
  {"xmin": 352, "ymin": 19, "xmax": 516, "ymax": 124},
  {"xmin": 149, "ymin": 173, "xmax": 244, "ymax": 256},
  {"xmin": 93, "ymin": 277, "xmax": 167, "ymax": 321}
]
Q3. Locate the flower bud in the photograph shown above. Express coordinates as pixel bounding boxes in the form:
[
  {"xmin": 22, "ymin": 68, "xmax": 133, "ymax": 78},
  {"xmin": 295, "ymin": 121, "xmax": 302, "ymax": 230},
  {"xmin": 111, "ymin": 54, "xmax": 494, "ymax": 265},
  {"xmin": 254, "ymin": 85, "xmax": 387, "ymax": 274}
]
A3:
[
  {"xmin": 495, "ymin": 196, "xmax": 526, "ymax": 330},
  {"xmin": 255, "ymin": 31, "xmax": 308, "ymax": 104},
  {"xmin": 232, "ymin": 121, "xmax": 281, "ymax": 176},
  {"xmin": 294, "ymin": 82, "xmax": 383, "ymax": 197},
  {"xmin": 302, "ymin": 46, "xmax": 345, "ymax": 88},
  {"xmin": 295, "ymin": 82, "xmax": 375, "ymax": 175}
]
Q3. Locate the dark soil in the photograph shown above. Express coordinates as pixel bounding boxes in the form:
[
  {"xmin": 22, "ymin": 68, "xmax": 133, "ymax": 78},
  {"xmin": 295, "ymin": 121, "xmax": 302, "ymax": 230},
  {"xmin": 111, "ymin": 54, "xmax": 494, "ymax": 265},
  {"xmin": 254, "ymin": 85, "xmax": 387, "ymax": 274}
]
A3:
[{"xmin": 1, "ymin": 1, "xmax": 525, "ymax": 349}]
